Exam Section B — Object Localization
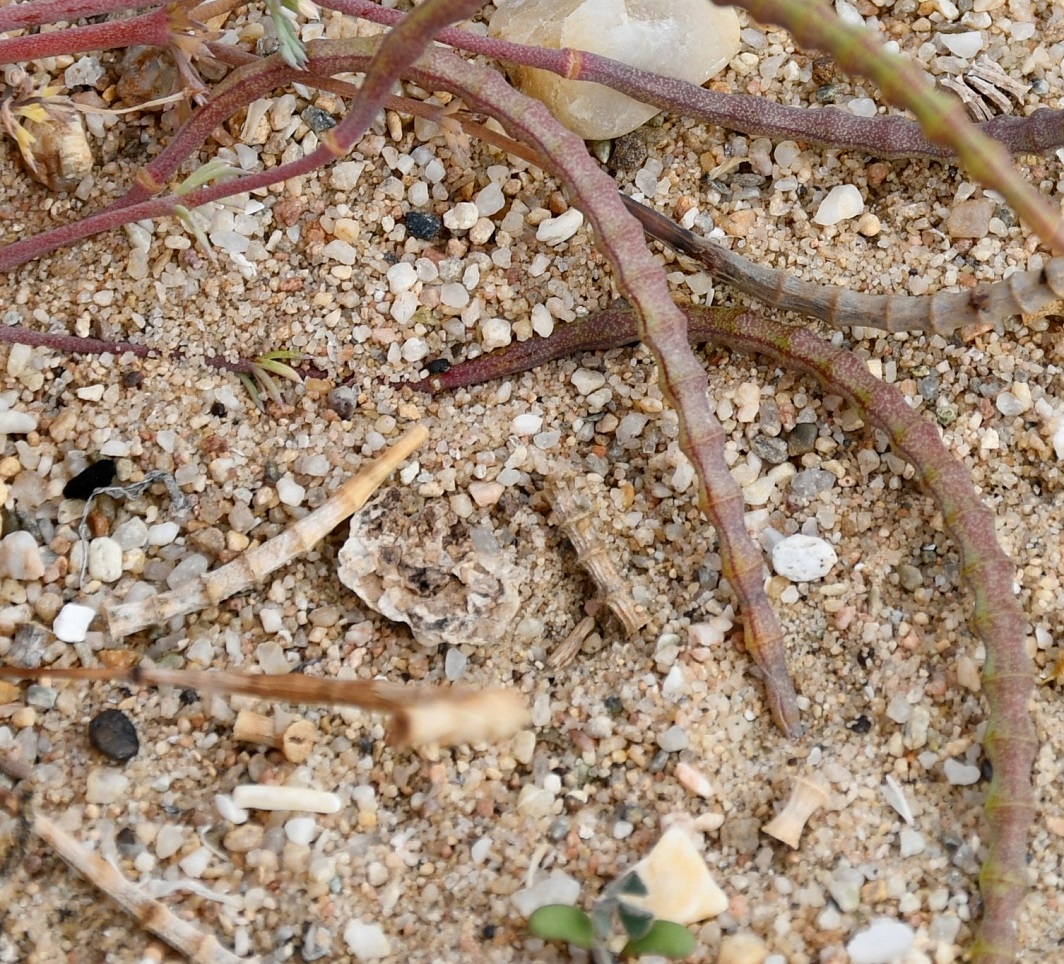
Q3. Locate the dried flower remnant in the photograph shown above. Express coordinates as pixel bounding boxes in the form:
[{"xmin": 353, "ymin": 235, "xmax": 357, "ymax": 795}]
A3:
[
  {"xmin": 0, "ymin": 66, "xmax": 91, "ymax": 191},
  {"xmin": 761, "ymin": 773, "xmax": 831, "ymax": 849}
]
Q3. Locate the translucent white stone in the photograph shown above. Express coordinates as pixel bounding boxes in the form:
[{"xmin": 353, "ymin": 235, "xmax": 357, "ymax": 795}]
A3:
[
  {"xmin": 813, "ymin": 184, "xmax": 865, "ymax": 226},
  {"xmin": 489, "ymin": 0, "xmax": 740, "ymax": 140}
]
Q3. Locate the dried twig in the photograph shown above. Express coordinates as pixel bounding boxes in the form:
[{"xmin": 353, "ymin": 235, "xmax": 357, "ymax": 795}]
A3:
[
  {"xmin": 0, "ymin": 662, "xmax": 531, "ymax": 749},
  {"xmin": 107, "ymin": 423, "xmax": 428, "ymax": 637}
]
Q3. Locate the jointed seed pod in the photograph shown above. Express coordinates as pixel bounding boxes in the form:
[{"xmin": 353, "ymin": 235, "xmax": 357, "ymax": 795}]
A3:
[{"xmin": 544, "ymin": 469, "xmax": 650, "ymax": 639}]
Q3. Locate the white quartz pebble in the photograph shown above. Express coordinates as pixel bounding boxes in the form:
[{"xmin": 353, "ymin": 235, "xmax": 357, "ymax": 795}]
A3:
[
  {"xmin": 53, "ymin": 602, "xmax": 95, "ymax": 642},
  {"xmin": 88, "ymin": 537, "xmax": 123, "ymax": 582},
  {"xmin": 276, "ymin": 476, "xmax": 305, "ymax": 507},
  {"xmin": 443, "ymin": 201, "xmax": 479, "ymax": 231},
  {"xmin": 386, "ymin": 261, "xmax": 418, "ymax": 294},
  {"xmin": 771, "ymin": 534, "xmax": 838, "ymax": 581},
  {"xmin": 813, "ymin": 184, "xmax": 864, "ymax": 226},
  {"xmin": 943, "ymin": 758, "xmax": 981, "ymax": 785},
  {"xmin": 535, "ymin": 208, "xmax": 583, "ymax": 245},
  {"xmin": 571, "ymin": 368, "xmax": 607, "ymax": 395},
  {"xmin": 0, "ymin": 531, "xmax": 44, "ymax": 580},
  {"xmin": 480, "ymin": 316, "xmax": 512, "ymax": 350},
  {"xmin": 846, "ymin": 918, "xmax": 915, "ymax": 964},
  {"xmin": 512, "ymin": 413, "xmax": 543, "ymax": 436},
  {"xmin": 343, "ymin": 921, "xmax": 392, "ymax": 961},
  {"xmin": 511, "ymin": 870, "xmax": 582, "ymax": 916},
  {"xmin": 231, "ymin": 784, "xmax": 342, "ymax": 813},
  {"xmin": 284, "ymin": 817, "xmax": 318, "ymax": 845},
  {"xmin": 86, "ymin": 767, "xmax": 129, "ymax": 805},
  {"xmin": 0, "ymin": 411, "xmax": 37, "ymax": 434},
  {"xmin": 940, "ymin": 30, "xmax": 983, "ymax": 58},
  {"xmin": 489, "ymin": 0, "xmax": 739, "ymax": 140}
]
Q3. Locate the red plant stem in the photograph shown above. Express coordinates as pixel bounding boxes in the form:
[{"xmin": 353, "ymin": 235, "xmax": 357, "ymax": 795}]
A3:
[
  {"xmin": 319, "ymin": 0, "xmax": 1064, "ymax": 160},
  {"xmin": 417, "ymin": 303, "xmax": 1036, "ymax": 964},
  {"xmin": 0, "ymin": 0, "xmax": 155, "ymax": 32},
  {"xmin": 0, "ymin": 325, "xmax": 256, "ymax": 374},
  {"xmin": 0, "ymin": 7, "xmax": 172, "ymax": 65}
]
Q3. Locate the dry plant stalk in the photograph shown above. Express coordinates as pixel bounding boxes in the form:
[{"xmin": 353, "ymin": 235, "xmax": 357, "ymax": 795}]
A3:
[
  {"xmin": 544, "ymin": 470, "xmax": 650, "ymax": 639},
  {"xmin": 0, "ymin": 786, "xmax": 250, "ymax": 964},
  {"xmin": 107, "ymin": 423, "xmax": 428, "ymax": 637},
  {"xmin": 0, "ymin": 662, "xmax": 531, "ymax": 749}
]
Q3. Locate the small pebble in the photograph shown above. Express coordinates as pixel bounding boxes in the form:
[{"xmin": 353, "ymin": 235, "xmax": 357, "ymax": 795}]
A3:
[
  {"xmin": 62, "ymin": 459, "xmax": 116, "ymax": 500},
  {"xmin": 787, "ymin": 422, "xmax": 819, "ymax": 456},
  {"xmin": 276, "ymin": 477, "xmax": 306, "ymax": 507},
  {"xmin": 899, "ymin": 828, "xmax": 925, "ymax": 857},
  {"xmin": 771, "ymin": 534, "xmax": 838, "ymax": 581},
  {"xmin": 0, "ymin": 411, "xmax": 37, "ymax": 435},
  {"xmin": 512, "ymin": 413, "xmax": 543, "ymax": 436},
  {"xmin": 53, "ymin": 602, "xmax": 95, "ymax": 643},
  {"xmin": 444, "ymin": 647, "xmax": 468, "ymax": 681},
  {"xmin": 939, "ymin": 30, "xmax": 983, "ymax": 58},
  {"xmin": 468, "ymin": 480, "xmax": 504, "ymax": 507},
  {"xmin": 657, "ymin": 724, "xmax": 689, "ymax": 752},
  {"xmin": 0, "ymin": 531, "xmax": 44, "ymax": 581},
  {"xmin": 571, "ymin": 368, "xmax": 607, "ymax": 395},
  {"xmin": 751, "ymin": 435, "xmax": 788, "ymax": 464},
  {"xmin": 285, "ymin": 817, "xmax": 318, "ymax": 846},
  {"xmin": 404, "ymin": 211, "xmax": 442, "ymax": 241},
  {"xmin": 88, "ymin": 537, "xmax": 123, "ymax": 582},
  {"xmin": 535, "ymin": 208, "xmax": 583, "ymax": 245},
  {"xmin": 511, "ymin": 870, "xmax": 581, "ymax": 916},
  {"xmin": 443, "ymin": 201, "xmax": 479, "ymax": 231},
  {"xmin": 630, "ymin": 825, "xmax": 728, "ymax": 924},
  {"xmin": 943, "ymin": 758, "xmax": 981, "ymax": 786},
  {"xmin": 88, "ymin": 708, "xmax": 139, "ymax": 762},
  {"xmin": 178, "ymin": 846, "xmax": 212, "ymax": 878},
  {"xmin": 947, "ymin": 198, "xmax": 994, "ymax": 239},
  {"xmin": 86, "ymin": 767, "xmax": 130, "ymax": 805},
  {"xmin": 828, "ymin": 867, "xmax": 864, "ymax": 912},
  {"xmin": 846, "ymin": 918, "xmax": 915, "ymax": 964},
  {"xmin": 718, "ymin": 933, "xmax": 769, "ymax": 964},
  {"xmin": 480, "ymin": 316, "xmax": 511, "ymax": 349},
  {"xmin": 813, "ymin": 184, "xmax": 864, "ymax": 225}
]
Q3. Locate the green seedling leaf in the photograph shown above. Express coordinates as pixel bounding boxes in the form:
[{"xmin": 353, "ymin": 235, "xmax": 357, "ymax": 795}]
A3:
[
  {"xmin": 266, "ymin": 0, "xmax": 310, "ymax": 70},
  {"xmin": 528, "ymin": 905, "xmax": 595, "ymax": 950},
  {"xmin": 172, "ymin": 204, "xmax": 216, "ymax": 263},
  {"xmin": 254, "ymin": 354, "xmax": 303, "ymax": 383},
  {"xmin": 621, "ymin": 919, "xmax": 696, "ymax": 959},
  {"xmin": 175, "ymin": 159, "xmax": 241, "ymax": 196},
  {"xmin": 616, "ymin": 902, "xmax": 655, "ymax": 942},
  {"xmin": 238, "ymin": 372, "xmax": 263, "ymax": 410},
  {"xmin": 616, "ymin": 871, "xmax": 648, "ymax": 898}
]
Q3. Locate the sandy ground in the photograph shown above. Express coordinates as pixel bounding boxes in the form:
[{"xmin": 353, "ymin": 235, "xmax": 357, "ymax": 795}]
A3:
[{"xmin": 1, "ymin": 2, "xmax": 1063, "ymax": 962}]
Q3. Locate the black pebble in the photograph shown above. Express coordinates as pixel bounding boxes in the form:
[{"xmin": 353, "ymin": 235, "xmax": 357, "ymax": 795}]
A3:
[
  {"xmin": 210, "ymin": 400, "xmax": 227, "ymax": 417},
  {"xmin": 426, "ymin": 358, "xmax": 451, "ymax": 375},
  {"xmin": 89, "ymin": 708, "xmax": 140, "ymax": 762},
  {"xmin": 405, "ymin": 211, "xmax": 443, "ymax": 241},
  {"xmin": 63, "ymin": 459, "xmax": 117, "ymax": 500},
  {"xmin": 301, "ymin": 105, "xmax": 337, "ymax": 133},
  {"xmin": 847, "ymin": 714, "xmax": 873, "ymax": 734}
]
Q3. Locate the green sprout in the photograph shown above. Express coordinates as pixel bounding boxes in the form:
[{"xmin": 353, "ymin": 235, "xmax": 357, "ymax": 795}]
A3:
[
  {"xmin": 265, "ymin": 0, "xmax": 318, "ymax": 70},
  {"xmin": 528, "ymin": 869, "xmax": 696, "ymax": 962},
  {"xmin": 239, "ymin": 349, "xmax": 304, "ymax": 409}
]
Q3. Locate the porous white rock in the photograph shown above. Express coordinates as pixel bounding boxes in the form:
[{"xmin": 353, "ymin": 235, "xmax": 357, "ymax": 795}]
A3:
[
  {"xmin": 489, "ymin": 0, "xmax": 740, "ymax": 140},
  {"xmin": 88, "ymin": 536, "xmax": 123, "ymax": 582},
  {"xmin": 337, "ymin": 489, "xmax": 525, "ymax": 648},
  {"xmin": 813, "ymin": 184, "xmax": 865, "ymax": 226},
  {"xmin": 771, "ymin": 534, "xmax": 838, "ymax": 581}
]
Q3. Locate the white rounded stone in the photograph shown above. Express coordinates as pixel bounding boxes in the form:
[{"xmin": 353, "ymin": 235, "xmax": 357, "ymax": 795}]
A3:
[
  {"xmin": 443, "ymin": 201, "xmax": 478, "ymax": 231},
  {"xmin": 846, "ymin": 918, "xmax": 915, "ymax": 964},
  {"xmin": 489, "ymin": 0, "xmax": 740, "ymax": 140},
  {"xmin": 771, "ymin": 534, "xmax": 838, "ymax": 581},
  {"xmin": 0, "ymin": 530, "xmax": 44, "ymax": 581},
  {"xmin": 813, "ymin": 184, "xmax": 865, "ymax": 226},
  {"xmin": 342, "ymin": 921, "xmax": 392, "ymax": 961},
  {"xmin": 480, "ymin": 316, "xmax": 512, "ymax": 350},
  {"xmin": 88, "ymin": 537, "xmax": 123, "ymax": 582},
  {"xmin": 535, "ymin": 207, "xmax": 584, "ymax": 245},
  {"xmin": 940, "ymin": 30, "xmax": 983, "ymax": 58},
  {"xmin": 386, "ymin": 261, "xmax": 418, "ymax": 294}
]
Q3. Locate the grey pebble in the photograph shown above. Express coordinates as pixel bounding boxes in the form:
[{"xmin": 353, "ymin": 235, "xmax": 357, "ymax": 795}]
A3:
[
  {"xmin": 897, "ymin": 563, "xmax": 923, "ymax": 591},
  {"xmin": 751, "ymin": 435, "xmax": 789, "ymax": 464},
  {"xmin": 89, "ymin": 708, "xmax": 140, "ymax": 762},
  {"xmin": 789, "ymin": 468, "xmax": 835, "ymax": 500},
  {"xmin": 787, "ymin": 422, "xmax": 818, "ymax": 456}
]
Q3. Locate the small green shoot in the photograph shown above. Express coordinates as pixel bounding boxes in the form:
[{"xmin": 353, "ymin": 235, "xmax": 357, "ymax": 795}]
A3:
[
  {"xmin": 239, "ymin": 349, "xmax": 304, "ymax": 409},
  {"xmin": 527, "ymin": 869, "xmax": 695, "ymax": 962}
]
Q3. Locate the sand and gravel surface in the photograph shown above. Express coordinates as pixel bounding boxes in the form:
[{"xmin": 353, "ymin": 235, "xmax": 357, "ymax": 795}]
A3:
[{"xmin": 1, "ymin": 2, "xmax": 1064, "ymax": 962}]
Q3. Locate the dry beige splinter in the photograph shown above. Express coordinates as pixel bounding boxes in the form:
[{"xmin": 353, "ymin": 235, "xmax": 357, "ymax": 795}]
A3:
[
  {"xmin": 762, "ymin": 773, "xmax": 831, "ymax": 849},
  {"xmin": 0, "ymin": 786, "xmax": 250, "ymax": 964},
  {"xmin": 232, "ymin": 709, "xmax": 317, "ymax": 763},
  {"xmin": 107, "ymin": 423, "xmax": 429, "ymax": 637}
]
